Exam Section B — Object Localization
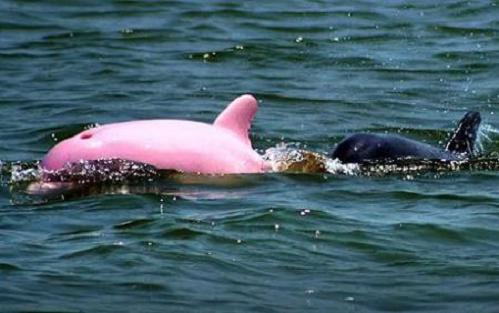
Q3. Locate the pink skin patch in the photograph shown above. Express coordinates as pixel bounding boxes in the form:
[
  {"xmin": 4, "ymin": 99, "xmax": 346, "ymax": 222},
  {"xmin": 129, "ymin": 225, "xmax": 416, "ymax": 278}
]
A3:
[{"xmin": 41, "ymin": 95, "xmax": 268, "ymax": 177}]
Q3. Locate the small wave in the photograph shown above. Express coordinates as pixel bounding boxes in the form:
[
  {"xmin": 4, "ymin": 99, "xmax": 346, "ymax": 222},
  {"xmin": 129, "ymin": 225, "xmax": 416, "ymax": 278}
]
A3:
[{"xmin": 359, "ymin": 158, "xmax": 499, "ymax": 177}]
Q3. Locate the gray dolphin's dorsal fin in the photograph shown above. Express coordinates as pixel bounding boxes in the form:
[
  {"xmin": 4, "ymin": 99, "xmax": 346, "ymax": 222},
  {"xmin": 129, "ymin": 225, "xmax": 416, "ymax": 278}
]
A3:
[{"xmin": 445, "ymin": 111, "xmax": 481, "ymax": 155}]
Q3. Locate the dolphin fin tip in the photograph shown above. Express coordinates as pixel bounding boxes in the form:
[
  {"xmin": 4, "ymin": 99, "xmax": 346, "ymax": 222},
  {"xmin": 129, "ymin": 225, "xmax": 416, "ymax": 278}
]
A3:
[{"xmin": 445, "ymin": 111, "xmax": 481, "ymax": 155}]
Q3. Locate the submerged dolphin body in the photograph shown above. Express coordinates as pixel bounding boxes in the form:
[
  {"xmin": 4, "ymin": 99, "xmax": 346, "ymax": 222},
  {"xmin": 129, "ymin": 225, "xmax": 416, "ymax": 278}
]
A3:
[
  {"xmin": 41, "ymin": 95, "xmax": 267, "ymax": 176},
  {"xmin": 331, "ymin": 111, "xmax": 482, "ymax": 163}
]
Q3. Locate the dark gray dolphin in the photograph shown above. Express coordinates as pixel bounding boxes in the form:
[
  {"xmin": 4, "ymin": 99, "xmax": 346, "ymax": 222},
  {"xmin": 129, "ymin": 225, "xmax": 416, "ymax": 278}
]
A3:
[{"xmin": 331, "ymin": 111, "xmax": 481, "ymax": 163}]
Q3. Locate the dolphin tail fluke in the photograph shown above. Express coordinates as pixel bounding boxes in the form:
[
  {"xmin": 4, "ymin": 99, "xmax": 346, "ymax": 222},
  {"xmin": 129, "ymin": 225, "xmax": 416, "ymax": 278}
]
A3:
[{"xmin": 445, "ymin": 111, "xmax": 481, "ymax": 155}]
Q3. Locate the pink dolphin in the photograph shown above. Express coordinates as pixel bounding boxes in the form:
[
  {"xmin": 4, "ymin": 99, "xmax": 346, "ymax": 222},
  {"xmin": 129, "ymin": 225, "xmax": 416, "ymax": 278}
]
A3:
[{"xmin": 41, "ymin": 94, "xmax": 267, "ymax": 175}]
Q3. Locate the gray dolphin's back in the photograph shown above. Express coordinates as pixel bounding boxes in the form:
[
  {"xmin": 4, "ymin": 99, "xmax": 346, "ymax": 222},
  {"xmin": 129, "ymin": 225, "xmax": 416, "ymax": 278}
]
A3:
[
  {"xmin": 331, "ymin": 134, "xmax": 457, "ymax": 163},
  {"xmin": 331, "ymin": 111, "xmax": 481, "ymax": 163}
]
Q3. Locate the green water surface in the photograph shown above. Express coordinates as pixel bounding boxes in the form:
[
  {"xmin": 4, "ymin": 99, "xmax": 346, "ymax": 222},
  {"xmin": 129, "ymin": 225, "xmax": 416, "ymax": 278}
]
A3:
[{"xmin": 1, "ymin": 0, "xmax": 499, "ymax": 312}]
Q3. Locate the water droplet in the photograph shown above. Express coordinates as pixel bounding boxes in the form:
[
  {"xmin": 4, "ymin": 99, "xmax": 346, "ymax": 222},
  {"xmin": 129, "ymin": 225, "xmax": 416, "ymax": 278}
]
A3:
[{"xmin": 300, "ymin": 209, "xmax": 311, "ymax": 216}]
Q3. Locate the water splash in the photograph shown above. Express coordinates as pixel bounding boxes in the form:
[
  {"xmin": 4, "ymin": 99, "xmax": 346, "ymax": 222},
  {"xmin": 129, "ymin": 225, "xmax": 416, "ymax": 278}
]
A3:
[
  {"xmin": 41, "ymin": 159, "xmax": 160, "ymax": 184},
  {"xmin": 262, "ymin": 143, "xmax": 359, "ymax": 174},
  {"xmin": 325, "ymin": 158, "xmax": 359, "ymax": 175},
  {"xmin": 1, "ymin": 144, "xmax": 498, "ymax": 203},
  {"xmin": 359, "ymin": 158, "xmax": 499, "ymax": 177},
  {"xmin": 262, "ymin": 142, "xmax": 499, "ymax": 177},
  {"xmin": 263, "ymin": 143, "xmax": 310, "ymax": 172},
  {"xmin": 2, "ymin": 161, "xmax": 41, "ymax": 184},
  {"xmin": 476, "ymin": 124, "xmax": 499, "ymax": 154}
]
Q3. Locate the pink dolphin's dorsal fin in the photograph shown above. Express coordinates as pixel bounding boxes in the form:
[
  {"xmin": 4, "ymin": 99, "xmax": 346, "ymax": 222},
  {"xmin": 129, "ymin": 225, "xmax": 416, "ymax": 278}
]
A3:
[{"xmin": 213, "ymin": 94, "xmax": 258, "ymax": 147}]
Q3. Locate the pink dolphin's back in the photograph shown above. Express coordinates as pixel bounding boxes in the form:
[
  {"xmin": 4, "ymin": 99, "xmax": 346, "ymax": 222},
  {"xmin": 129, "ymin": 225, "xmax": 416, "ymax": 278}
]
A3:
[{"xmin": 41, "ymin": 95, "xmax": 266, "ymax": 174}]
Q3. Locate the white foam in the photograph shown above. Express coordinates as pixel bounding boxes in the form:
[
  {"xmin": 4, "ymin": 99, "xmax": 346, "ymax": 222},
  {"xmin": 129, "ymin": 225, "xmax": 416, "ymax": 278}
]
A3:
[
  {"xmin": 325, "ymin": 158, "xmax": 359, "ymax": 175},
  {"xmin": 10, "ymin": 164, "xmax": 40, "ymax": 183}
]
